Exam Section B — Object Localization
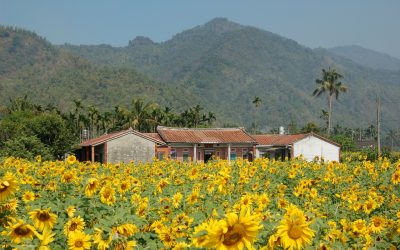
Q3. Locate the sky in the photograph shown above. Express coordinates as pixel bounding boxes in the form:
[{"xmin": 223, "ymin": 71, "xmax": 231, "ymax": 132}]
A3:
[{"xmin": 1, "ymin": 0, "xmax": 400, "ymax": 58}]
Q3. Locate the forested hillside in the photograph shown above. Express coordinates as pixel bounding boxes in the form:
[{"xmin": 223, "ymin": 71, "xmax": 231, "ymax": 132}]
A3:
[
  {"xmin": 61, "ymin": 18, "xmax": 400, "ymax": 131},
  {"xmin": 329, "ymin": 45, "xmax": 400, "ymax": 71},
  {"xmin": 1, "ymin": 19, "xmax": 400, "ymax": 132},
  {"xmin": 0, "ymin": 26, "xmax": 195, "ymax": 112}
]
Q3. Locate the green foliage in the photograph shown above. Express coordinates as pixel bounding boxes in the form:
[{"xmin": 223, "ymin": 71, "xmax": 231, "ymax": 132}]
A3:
[
  {"xmin": 300, "ymin": 122, "xmax": 321, "ymax": 133},
  {"xmin": 0, "ymin": 101, "xmax": 77, "ymax": 159},
  {"xmin": 329, "ymin": 134, "xmax": 355, "ymax": 151},
  {"xmin": 2, "ymin": 21, "xmax": 400, "ymax": 133},
  {"xmin": 60, "ymin": 19, "xmax": 400, "ymax": 131},
  {"xmin": 0, "ymin": 135, "xmax": 51, "ymax": 160}
]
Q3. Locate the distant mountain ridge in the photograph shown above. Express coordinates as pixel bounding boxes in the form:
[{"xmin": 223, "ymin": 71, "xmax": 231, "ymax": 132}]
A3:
[
  {"xmin": 61, "ymin": 18, "xmax": 400, "ymax": 130},
  {"xmin": 329, "ymin": 45, "xmax": 400, "ymax": 71},
  {"xmin": 0, "ymin": 26, "xmax": 193, "ymax": 111},
  {"xmin": 1, "ymin": 19, "xmax": 400, "ymax": 132}
]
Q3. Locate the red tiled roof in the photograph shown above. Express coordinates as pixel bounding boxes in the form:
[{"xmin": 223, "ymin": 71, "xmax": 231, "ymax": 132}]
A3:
[
  {"xmin": 79, "ymin": 128, "xmax": 165, "ymax": 147},
  {"xmin": 142, "ymin": 133, "xmax": 165, "ymax": 144},
  {"xmin": 157, "ymin": 126, "xmax": 256, "ymax": 144},
  {"xmin": 252, "ymin": 134, "xmax": 308, "ymax": 146}
]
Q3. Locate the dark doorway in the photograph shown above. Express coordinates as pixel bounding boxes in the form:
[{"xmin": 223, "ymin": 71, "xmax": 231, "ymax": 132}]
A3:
[{"xmin": 204, "ymin": 150, "xmax": 214, "ymax": 163}]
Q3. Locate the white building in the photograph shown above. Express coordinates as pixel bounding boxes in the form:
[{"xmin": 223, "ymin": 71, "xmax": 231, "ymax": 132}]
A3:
[{"xmin": 252, "ymin": 133, "xmax": 340, "ymax": 162}]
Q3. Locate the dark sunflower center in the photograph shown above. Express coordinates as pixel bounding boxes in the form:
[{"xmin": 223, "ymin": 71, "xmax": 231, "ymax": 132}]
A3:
[
  {"xmin": 15, "ymin": 225, "xmax": 31, "ymax": 236},
  {"xmin": 103, "ymin": 190, "xmax": 111, "ymax": 198},
  {"xmin": 0, "ymin": 181, "xmax": 10, "ymax": 192},
  {"xmin": 374, "ymin": 220, "xmax": 381, "ymax": 227},
  {"xmin": 38, "ymin": 212, "xmax": 50, "ymax": 221},
  {"xmin": 288, "ymin": 224, "xmax": 303, "ymax": 239},
  {"xmin": 223, "ymin": 224, "xmax": 245, "ymax": 246},
  {"xmin": 70, "ymin": 222, "xmax": 78, "ymax": 230},
  {"xmin": 75, "ymin": 240, "xmax": 83, "ymax": 247}
]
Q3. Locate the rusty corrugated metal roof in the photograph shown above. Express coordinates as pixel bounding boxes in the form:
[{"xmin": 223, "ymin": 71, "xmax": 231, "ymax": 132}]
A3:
[
  {"xmin": 79, "ymin": 128, "xmax": 165, "ymax": 147},
  {"xmin": 157, "ymin": 126, "xmax": 256, "ymax": 144}
]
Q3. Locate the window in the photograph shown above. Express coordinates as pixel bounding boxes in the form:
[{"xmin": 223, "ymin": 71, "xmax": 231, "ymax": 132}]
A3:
[
  {"xmin": 230, "ymin": 148, "xmax": 237, "ymax": 161},
  {"xmin": 183, "ymin": 149, "xmax": 189, "ymax": 162},
  {"xmin": 242, "ymin": 148, "xmax": 248, "ymax": 159},
  {"xmin": 158, "ymin": 152, "xmax": 164, "ymax": 160},
  {"xmin": 170, "ymin": 149, "xmax": 177, "ymax": 159}
]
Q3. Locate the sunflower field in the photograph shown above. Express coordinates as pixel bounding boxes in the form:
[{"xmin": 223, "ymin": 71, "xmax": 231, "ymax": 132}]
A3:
[{"xmin": 0, "ymin": 155, "xmax": 399, "ymax": 249}]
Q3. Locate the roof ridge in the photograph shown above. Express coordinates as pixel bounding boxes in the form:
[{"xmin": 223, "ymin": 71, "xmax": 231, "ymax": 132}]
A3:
[{"xmin": 157, "ymin": 126, "xmax": 243, "ymax": 131}]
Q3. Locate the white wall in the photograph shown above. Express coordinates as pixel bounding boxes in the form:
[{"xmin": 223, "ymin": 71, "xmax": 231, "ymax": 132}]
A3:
[
  {"xmin": 293, "ymin": 135, "xmax": 340, "ymax": 162},
  {"xmin": 107, "ymin": 133, "xmax": 155, "ymax": 163}
]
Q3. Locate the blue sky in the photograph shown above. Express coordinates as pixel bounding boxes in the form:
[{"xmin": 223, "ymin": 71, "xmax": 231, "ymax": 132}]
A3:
[{"xmin": 1, "ymin": 0, "xmax": 399, "ymax": 58}]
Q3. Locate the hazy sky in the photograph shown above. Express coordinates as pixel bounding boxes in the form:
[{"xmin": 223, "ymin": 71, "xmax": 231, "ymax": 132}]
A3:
[{"xmin": 1, "ymin": 0, "xmax": 399, "ymax": 58}]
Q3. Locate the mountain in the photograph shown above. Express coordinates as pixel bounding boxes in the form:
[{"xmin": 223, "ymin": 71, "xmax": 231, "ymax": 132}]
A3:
[
  {"xmin": 0, "ymin": 26, "xmax": 194, "ymax": 112},
  {"xmin": 1, "ymin": 19, "xmax": 400, "ymax": 132},
  {"xmin": 328, "ymin": 45, "xmax": 400, "ymax": 71},
  {"xmin": 61, "ymin": 18, "xmax": 400, "ymax": 130}
]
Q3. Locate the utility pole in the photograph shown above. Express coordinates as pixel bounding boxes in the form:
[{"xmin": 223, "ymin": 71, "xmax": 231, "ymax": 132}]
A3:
[{"xmin": 376, "ymin": 95, "xmax": 381, "ymax": 157}]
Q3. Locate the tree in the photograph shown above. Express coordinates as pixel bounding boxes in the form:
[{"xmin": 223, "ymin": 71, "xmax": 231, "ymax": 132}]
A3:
[
  {"xmin": 252, "ymin": 96, "xmax": 262, "ymax": 133},
  {"xmin": 300, "ymin": 122, "xmax": 320, "ymax": 133},
  {"xmin": 313, "ymin": 68, "xmax": 348, "ymax": 136},
  {"xmin": 0, "ymin": 135, "xmax": 52, "ymax": 160}
]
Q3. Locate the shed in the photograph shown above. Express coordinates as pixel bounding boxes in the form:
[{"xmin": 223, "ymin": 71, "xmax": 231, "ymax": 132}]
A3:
[
  {"xmin": 77, "ymin": 128, "xmax": 165, "ymax": 163},
  {"xmin": 252, "ymin": 133, "xmax": 341, "ymax": 162}
]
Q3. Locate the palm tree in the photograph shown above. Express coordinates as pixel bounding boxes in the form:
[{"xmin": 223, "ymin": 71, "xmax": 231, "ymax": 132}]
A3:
[
  {"xmin": 252, "ymin": 96, "xmax": 262, "ymax": 133},
  {"xmin": 313, "ymin": 68, "xmax": 348, "ymax": 136},
  {"xmin": 129, "ymin": 98, "xmax": 155, "ymax": 131},
  {"xmin": 252, "ymin": 96, "xmax": 262, "ymax": 108}
]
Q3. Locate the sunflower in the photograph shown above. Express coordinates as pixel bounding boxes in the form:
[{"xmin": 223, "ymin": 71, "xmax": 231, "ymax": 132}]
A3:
[
  {"xmin": 172, "ymin": 192, "xmax": 183, "ymax": 208},
  {"xmin": 206, "ymin": 207, "xmax": 262, "ymax": 250},
  {"xmin": 275, "ymin": 205, "xmax": 314, "ymax": 250},
  {"xmin": 392, "ymin": 170, "xmax": 400, "ymax": 184},
  {"xmin": 7, "ymin": 219, "xmax": 36, "ymax": 244},
  {"xmin": 191, "ymin": 221, "xmax": 211, "ymax": 247},
  {"xmin": 99, "ymin": 185, "xmax": 116, "ymax": 205},
  {"xmin": 62, "ymin": 170, "xmax": 76, "ymax": 183},
  {"xmin": 267, "ymin": 233, "xmax": 282, "ymax": 249},
  {"xmin": 29, "ymin": 208, "xmax": 58, "ymax": 231},
  {"xmin": 351, "ymin": 219, "xmax": 366, "ymax": 235},
  {"xmin": 363, "ymin": 199, "xmax": 377, "ymax": 215},
  {"xmin": 369, "ymin": 216, "xmax": 386, "ymax": 233},
  {"xmin": 156, "ymin": 178, "xmax": 169, "ymax": 193},
  {"xmin": 85, "ymin": 178, "xmax": 99, "ymax": 197},
  {"xmin": 68, "ymin": 231, "xmax": 91, "ymax": 250},
  {"xmin": 3, "ymin": 198, "xmax": 18, "ymax": 212},
  {"xmin": 47, "ymin": 181, "xmax": 57, "ymax": 191},
  {"xmin": 64, "ymin": 216, "xmax": 85, "ymax": 236},
  {"xmin": 67, "ymin": 155, "xmax": 77, "ymax": 165},
  {"xmin": 37, "ymin": 227, "xmax": 55, "ymax": 249},
  {"xmin": 22, "ymin": 190, "xmax": 36, "ymax": 203},
  {"xmin": 158, "ymin": 226, "xmax": 177, "ymax": 248},
  {"xmin": 93, "ymin": 228, "xmax": 112, "ymax": 250},
  {"xmin": 114, "ymin": 223, "xmax": 138, "ymax": 237},
  {"xmin": 118, "ymin": 180, "xmax": 131, "ymax": 194},
  {"xmin": 66, "ymin": 205, "xmax": 76, "ymax": 218},
  {"xmin": 0, "ymin": 172, "xmax": 18, "ymax": 202}
]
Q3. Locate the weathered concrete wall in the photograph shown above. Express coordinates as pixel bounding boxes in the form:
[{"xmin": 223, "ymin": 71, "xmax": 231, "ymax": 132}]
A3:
[{"xmin": 107, "ymin": 133, "xmax": 155, "ymax": 163}]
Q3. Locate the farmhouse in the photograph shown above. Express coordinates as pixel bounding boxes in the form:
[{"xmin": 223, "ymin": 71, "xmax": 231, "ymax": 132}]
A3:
[
  {"xmin": 252, "ymin": 133, "xmax": 341, "ymax": 162},
  {"xmin": 149, "ymin": 126, "xmax": 257, "ymax": 163},
  {"xmin": 76, "ymin": 127, "xmax": 340, "ymax": 163},
  {"xmin": 77, "ymin": 128, "xmax": 165, "ymax": 163}
]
